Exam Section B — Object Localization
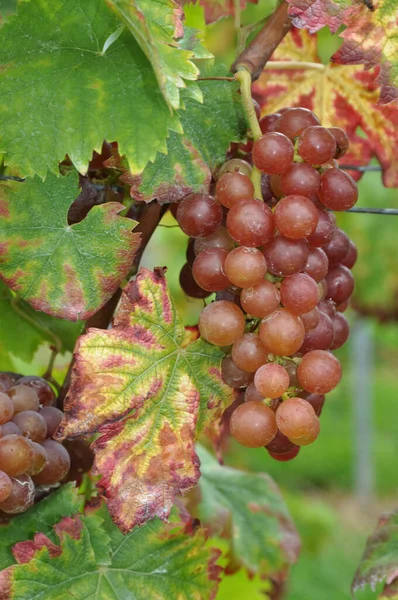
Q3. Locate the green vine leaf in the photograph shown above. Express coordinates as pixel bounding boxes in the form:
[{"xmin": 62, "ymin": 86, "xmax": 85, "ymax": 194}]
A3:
[
  {"xmin": 1, "ymin": 502, "xmax": 222, "ymax": 600},
  {"xmin": 352, "ymin": 511, "xmax": 398, "ymax": 598},
  {"xmin": 0, "ymin": 172, "xmax": 140, "ymax": 321},
  {"xmin": 0, "ymin": 484, "xmax": 80, "ymax": 571},
  {"xmin": 195, "ymin": 445, "xmax": 301, "ymax": 580},
  {"xmin": 105, "ymin": 0, "xmax": 212, "ymax": 110},
  {"xmin": 56, "ymin": 267, "xmax": 235, "ymax": 532},
  {"xmin": 0, "ymin": 0, "xmax": 182, "ymax": 178},
  {"xmin": 0, "ymin": 281, "xmax": 83, "ymax": 370}
]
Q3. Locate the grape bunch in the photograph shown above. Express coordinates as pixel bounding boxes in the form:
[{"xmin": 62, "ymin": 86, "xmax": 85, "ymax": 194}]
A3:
[
  {"xmin": 177, "ymin": 107, "xmax": 358, "ymax": 462},
  {"xmin": 0, "ymin": 372, "xmax": 71, "ymax": 514}
]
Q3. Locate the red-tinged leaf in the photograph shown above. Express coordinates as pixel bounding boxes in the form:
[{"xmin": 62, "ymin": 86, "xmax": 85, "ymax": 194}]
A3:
[
  {"xmin": 253, "ymin": 28, "xmax": 398, "ymax": 186},
  {"xmin": 287, "ymin": 0, "xmax": 360, "ymax": 34},
  {"xmin": 12, "ymin": 535, "xmax": 61, "ymax": 564},
  {"xmin": 331, "ymin": 0, "xmax": 398, "ymax": 105},
  {"xmin": 56, "ymin": 267, "xmax": 234, "ymax": 532},
  {"xmin": 352, "ymin": 511, "xmax": 398, "ymax": 597},
  {"xmin": 183, "ymin": 0, "xmax": 259, "ymax": 24},
  {"xmin": 4, "ymin": 502, "xmax": 222, "ymax": 600},
  {"xmin": 381, "ymin": 579, "xmax": 398, "ymax": 599},
  {"xmin": 0, "ymin": 171, "xmax": 140, "ymax": 321}
]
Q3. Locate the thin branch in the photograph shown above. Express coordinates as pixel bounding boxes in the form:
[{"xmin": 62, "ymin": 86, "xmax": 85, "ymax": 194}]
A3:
[
  {"xmin": 264, "ymin": 60, "xmax": 325, "ymax": 71},
  {"xmin": 231, "ymin": 1, "xmax": 292, "ymax": 80}
]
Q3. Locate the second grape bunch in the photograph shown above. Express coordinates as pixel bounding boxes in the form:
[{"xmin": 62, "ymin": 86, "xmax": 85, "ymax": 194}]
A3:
[{"xmin": 177, "ymin": 107, "xmax": 357, "ymax": 462}]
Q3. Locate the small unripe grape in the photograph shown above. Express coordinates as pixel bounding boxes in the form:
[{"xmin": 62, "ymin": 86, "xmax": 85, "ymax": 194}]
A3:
[
  {"xmin": 224, "ymin": 247, "xmax": 267, "ymax": 288},
  {"xmin": 230, "ymin": 401, "xmax": 277, "ymax": 447},
  {"xmin": 254, "ymin": 363, "xmax": 290, "ymax": 398},
  {"xmin": 276, "ymin": 397, "xmax": 320, "ymax": 445},
  {"xmin": 297, "ymin": 350, "xmax": 342, "ymax": 394},
  {"xmin": 232, "ymin": 333, "xmax": 268, "ymax": 373},
  {"xmin": 218, "ymin": 158, "xmax": 252, "ymax": 179},
  {"xmin": 199, "ymin": 301, "xmax": 245, "ymax": 346}
]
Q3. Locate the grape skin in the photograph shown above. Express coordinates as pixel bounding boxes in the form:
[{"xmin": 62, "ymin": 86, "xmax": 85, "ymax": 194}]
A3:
[
  {"xmin": 0, "ymin": 474, "xmax": 35, "ymax": 514},
  {"xmin": 276, "ymin": 397, "xmax": 320, "ymax": 446},
  {"xmin": 224, "ymin": 247, "xmax": 267, "ymax": 288},
  {"xmin": 280, "ymin": 273, "xmax": 320, "ymax": 315},
  {"xmin": 252, "ymin": 132, "xmax": 294, "ymax": 175},
  {"xmin": 259, "ymin": 309, "xmax": 305, "ymax": 356},
  {"xmin": 230, "ymin": 401, "xmax": 277, "ymax": 448},
  {"xmin": 221, "ymin": 356, "xmax": 253, "ymax": 389},
  {"xmin": 240, "ymin": 280, "xmax": 280, "ymax": 318},
  {"xmin": 216, "ymin": 172, "xmax": 255, "ymax": 208},
  {"xmin": 297, "ymin": 350, "xmax": 342, "ymax": 394},
  {"xmin": 274, "ymin": 195, "xmax": 319, "ymax": 239},
  {"xmin": 227, "ymin": 199, "xmax": 274, "ymax": 247},
  {"xmin": 199, "ymin": 301, "xmax": 245, "ymax": 346},
  {"xmin": 192, "ymin": 248, "xmax": 230, "ymax": 292},
  {"xmin": 254, "ymin": 363, "xmax": 290, "ymax": 398},
  {"xmin": 232, "ymin": 333, "xmax": 268, "ymax": 373},
  {"xmin": 176, "ymin": 193, "xmax": 223, "ymax": 238}
]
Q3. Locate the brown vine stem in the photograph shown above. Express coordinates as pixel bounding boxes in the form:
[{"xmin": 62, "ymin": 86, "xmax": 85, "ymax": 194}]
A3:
[
  {"xmin": 57, "ymin": 200, "xmax": 166, "ymax": 408},
  {"xmin": 231, "ymin": 1, "xmax": 292, "ymax": 81}
]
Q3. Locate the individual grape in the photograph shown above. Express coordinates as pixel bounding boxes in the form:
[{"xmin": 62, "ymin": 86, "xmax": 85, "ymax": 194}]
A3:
[
  {"xmin": 318, "ymin": 168, "xmax": 358, "ymax": 210},
  {"xmin": 179, "ymin": 263, "xmax": 210, "ymax": 299},
  {"xmin": 186, "ymin": 238, "xmax": 196, "ymax": 267},
  {"xmin": 259, "ymin": 309, "xmax": 305, "ymax": 356},
  {"xmin": 221, "ymin": 356, "xmax": 253, "ymax": 389},
  {"xmin": 63, "ymin": 439, "xmax": 95, "ymax": 482},
  {"xmin": 0, "ymin": 392, "xmax": 14, "ymax": 424},
  {"xmin": 240, "ymin": 280, "xmax": 280, "ymax": 318},
  {"xmin": 27, "ymin": 442, "xmax": 48, "ymax": 475},
  {"xmin": 261, "ymin": 174, "xmax": 276, "ymax": 207},
  {"xmin": 230, "ymin": 401, "xmax": 277, "ymax": 447},
  {"xmin": 224, "ymin": 247, "xmax": 267, "ymax": 288},
  {"xmin": 0, "ymin": 470, "xmax": 12, "ymax": 502},
  {"xmin": 276, "ymin": 397, "xmax": 320, "ymax": 445},
  {"xmin": 12, "ymin": 411, "xmax": 47, "ymax": 443},
  {"xmin": 259, "ymin": 112, "xmax": 281, "ymax": 133},
  {"xmin": 299, "ymin": 307, "xmax": 321, "ymax": 332},
  {"xmin": 285, "ymin": 360, "xmax": 300, "ymax": 387},
  {"xmin": 298, "ymin": 126, "xmax": 337, "ymax": 165},
  {"xmin": 270, "ymin": 174, "xmax": 283, "ymax": 198},
  {"xmin": 268, "ymin": 445, "xmax": 300, "ymax": 461},
  {"xmin": 216, "ymin": 172, "xmax": 255, "ymax": 208},
  {"xmin": 194, "ymin": 227, "xmax": 235, "ymax": 255},
  {"xmin": 330, "ymin": 312, "xmax": 350, "ymax": 350},
  {"xmin": 18, "ymin": 376, "xmax": 56, "ymax": 407},
  {"xmin": 216, "ymin": 287, "xmax": 241, "ymax": 305},
  {"xmin": 254, "ymin": 363, "xmax": 290, "ymax": 398},
  {"xmin": 274, "ymin": 195, "xmax": 319, "ymax": 239},
  {"xmin": 8, "ymin": 385, "xmax": 40, "ymax": 414},
  {"xmin": 218, "ymin": 158, "xmax": 252, "ymax": 179},
  {"xmin": 232, "ymin": 333, "xmax": 268, "ymax": 373},
  {"xmin": 39, "ymin": 406, "xmax": 64, "ymax": 438},
  {"xmin": 266, "ymin": 429, "xmax": 297, "ymax": 454},
  {"xmin": 0, "ymin": 474, "xmax": 35, "ymax": 514},
  {"xmin": 328, "ymin": 127, "xmax": 349, "ymax": 158},
  {"xmin": 252, "ymin": 132, "xmax": 294, "ymax": 174},
  {"xmin": 263, "ymin": 236, "xmax": 309, "ymax": 277},
  {"xmin": 226, "ymin": 199, "xmax": 274, "ymax": 247},
  {"xmin": 199, "ymin": 301, "xmax": 245, "ymax": 346},
  {"xmin": 33, "ymin": 440, "xmax": 70, "ymax": 486},
  {"xmin": 307, "ymin": 210, "xmax": 336, "ymax": 247},
  {"xmin": 297, "ymin": 350, "xmax": 342, "ymax": 394},
  {"xmin": 274, "ymin": 108, "xmax": 320, "ymax": 140},
  {"xmin": 323, "ymin": 228, "xmax": 350, "ymax": 265},
  {"xmin": 280, "ymin": 163, "xmax": 321, "ymax": 197},
  {"xmin": 337, "ymin": 299, "xmax": 350, "ymax": 312},
  {"xmin": 244, "ymin": 382, "xmax": 264, "ymax": 402},
  {"xmin": 1, "ymin": 422, "xmax": 21, "ymax": 436},
  {"xmin": 318, "ymin": 279, "xmax": 328, "ymax": 301},
  {"xmin": 325, "ymin": 265, "xmax": 355, "ymax": 304},
  {"xmin": 192, "ymin": 248, "xmax": 230, "ymax": 292},
  {"xmin": 318, "ymin": 298, "xmax": 337, "ymax": 319},
  {"xmin": 303, "ymin": 247, "xmax": 329, "ymax": 282},
  {"xmin": 0, "ymin": 373, "xmax": 14, "ymax": 393},
  {"xmin": 300, "ymin": 391, "xmax": 326, "ymax": 417},
  {"xmin": 341, "ymin": 240, "xmax": 358, "ymax": 269},
  {"xmin": 0, "ymin": 434, "xmax": 34, "ymax": 477},
  {"xmin": 280, "ymin": 273, "xmax": 320, "ymax": 314},
  {"xmin": 299, "ymin": 310, "xmax": 334, "ymax": 352},
  {"xmin": 176, "ymin": 193, "xmax": 223, "ymax": 238}
]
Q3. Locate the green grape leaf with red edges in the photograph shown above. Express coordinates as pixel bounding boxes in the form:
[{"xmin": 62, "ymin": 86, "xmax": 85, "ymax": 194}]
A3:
[
  {"xmin": 0, "ymin": 281, "xmax": 83, "ymax": 370},
  {"xmin": 352, "ymin": 511, "xmax": 398, "ymax": 597},
  {"xmin": 112, "ymin": 66, "xmax": 248, "ymax": 203},
  {"xmin": 253, "ymin": 28, "xmax": 398, "ymax": 186},
  {"xmin": 0, "ymin": 484, "xmax": 80, "ymax": 571},
  {"xmin": 0, "ymin": 171, "xmax": 140, "ymax": 321},
  {"xmin": 0, "ymin": 0, "xmax": 182, "ymax": 178},
  {"xmin": 331, "ymin": 0, "xmax": 398, "ymax": 105},
  {"xmin": 56, "ymin": 267, "xmax": 235, "ymax": 532},
  {"xmin": 183, "ymin": 0, "xmax": 259, "ymax": 24},
  {"xmin": 105, "ymin": 0, "xmax": 212, "ymax": 111},
  {"xmin": 0, "ymin": 500, "xmax": 222, "ymax": 600},
  {"xmin": 195, "ymin": 445, "xmax": 300, "ymax": 581}
]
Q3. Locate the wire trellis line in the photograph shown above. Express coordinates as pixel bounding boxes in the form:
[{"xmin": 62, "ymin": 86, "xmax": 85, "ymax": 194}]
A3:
[{"xmin": 346, "ymin": 207, "xmax": 398, "ymax": 215}]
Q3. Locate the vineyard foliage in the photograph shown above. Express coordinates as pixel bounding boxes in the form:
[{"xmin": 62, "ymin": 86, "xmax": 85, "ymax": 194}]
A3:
[{"xmin": 0, "ymin": 0, "xmax": 397, "ymax": 598}]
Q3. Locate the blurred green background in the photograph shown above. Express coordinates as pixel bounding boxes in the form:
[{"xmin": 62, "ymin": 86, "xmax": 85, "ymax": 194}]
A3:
[{"xmin": 5, "ymin": 1, "xmax": 398, "ymax": 598}]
